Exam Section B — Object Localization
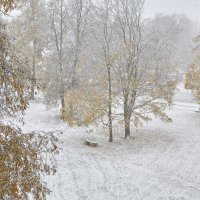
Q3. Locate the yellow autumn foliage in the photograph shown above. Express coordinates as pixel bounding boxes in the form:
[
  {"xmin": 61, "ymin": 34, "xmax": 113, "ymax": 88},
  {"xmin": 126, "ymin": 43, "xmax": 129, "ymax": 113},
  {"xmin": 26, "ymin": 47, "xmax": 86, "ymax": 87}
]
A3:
[
  {"xmin": 185, "ymin": 34, "xmax": 200, "ymax": 104},
  {"xmin": 62, "ymin": 87, "xmax": 107, "ymax": 126},
  {"xmin": 185, "ymin": 63, "xmax": 200, "ymax": 90},
  {"xmin": 61, "ymin": 74, "xmax": 108, "ymax": 126},
  {"xmin": 0, "ymin": 5, "xmax": 60, "ymax": 199}
]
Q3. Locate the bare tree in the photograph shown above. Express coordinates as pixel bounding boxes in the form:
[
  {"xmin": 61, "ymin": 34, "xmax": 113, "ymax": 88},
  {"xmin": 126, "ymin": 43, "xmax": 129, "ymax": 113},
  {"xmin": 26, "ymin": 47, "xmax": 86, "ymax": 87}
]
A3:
[
  {"xmin": 69, "ymin": 0, "xmax": 91, "ymax": 88},
  {"xmin": 9, "ymin": 0, "xmax": 47, "ymax": 100},
  {"xmin": 93, "ymin": 0, "xmax": 116, "ymax": 142},
  {"xmin": 48, "ymin": 0, "xmax": 68, "ymax": 110},
  {"xmin": 113, "ymin": 0, "xmax": 175, "ymax": 138},
  {"xmin": 113, "ymin": 0, "xmax": 145, "ymax": 138}
]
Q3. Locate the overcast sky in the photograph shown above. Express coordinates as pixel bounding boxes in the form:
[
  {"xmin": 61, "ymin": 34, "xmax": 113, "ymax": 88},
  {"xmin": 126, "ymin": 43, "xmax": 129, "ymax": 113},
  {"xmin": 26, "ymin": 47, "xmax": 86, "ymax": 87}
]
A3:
[{"xmin": 144, "ymin": 0, "xmax": 200, "ymax": 21}]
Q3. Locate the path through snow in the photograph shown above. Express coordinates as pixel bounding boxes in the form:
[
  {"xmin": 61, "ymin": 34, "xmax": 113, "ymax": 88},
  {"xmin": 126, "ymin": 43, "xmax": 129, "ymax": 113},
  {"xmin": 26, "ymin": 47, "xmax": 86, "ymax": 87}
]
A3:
[{"xmin": 21, "ymin": 83, "xmax": 200, "ymax": 200}]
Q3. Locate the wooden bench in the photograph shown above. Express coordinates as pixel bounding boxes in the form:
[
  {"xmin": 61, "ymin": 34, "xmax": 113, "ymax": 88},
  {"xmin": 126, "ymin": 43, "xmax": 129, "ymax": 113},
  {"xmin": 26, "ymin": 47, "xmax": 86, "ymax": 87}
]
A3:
[{"xmin": 84, "ymin": 140, "xmax": 98, "ymax": 147}]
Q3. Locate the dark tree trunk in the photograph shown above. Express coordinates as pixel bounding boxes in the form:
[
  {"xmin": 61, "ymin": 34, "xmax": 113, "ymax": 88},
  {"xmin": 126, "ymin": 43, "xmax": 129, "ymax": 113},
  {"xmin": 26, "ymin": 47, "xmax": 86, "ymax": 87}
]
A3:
[
  {"xmin": 60, "ymin": 75, "xmax": 65, "ymax": 120},
  {"xmin": 108, "ymin": 67, "xmax": 113, "ymax": 142},
  {"xmin": 30, "ymin": 1, "xmax": 37, "ymax": 100},
  {"xmin": 124, "ymin": 94, "xmax": 131, "ymax": 139},
  {"xmin": 124, "ymin": 114, "xmax": 131, "ymax": 139},
  {"xmin": 59, "ymin": 0, "xmax": 65, "ymax": 112},
  {"xmin": 108, "ymin": 105, "xmax": 113, "ymax": 142},
  {"xmin": 59, "ymin": 63, "xmax": 65, "ymax": 111},
  {"xmin": 60, "ymin": 92, "xmax": 65, "ymax": 110},
  {"xmin": 30, "ymin": 39, "xmax": 37, "ymax": 100}
]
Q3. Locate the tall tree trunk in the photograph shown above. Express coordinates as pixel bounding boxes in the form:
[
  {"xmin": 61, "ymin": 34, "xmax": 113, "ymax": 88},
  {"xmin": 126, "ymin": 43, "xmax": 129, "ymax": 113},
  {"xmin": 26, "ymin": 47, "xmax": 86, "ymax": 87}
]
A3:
[
  {"xmin": 30, "ymin": 0, "xmax": 36, "ymax": 100},
  {"xmin": 108, "ymin": 66, "xmax": 113, "ymax": 142},
  {"xmin": 124, "ymin": 94, "xmax": 131, "ymax": 139},
  {"xmin": 30, "ymin": 39, "xmax": 36, "ymax": 100},
  {"xmin": 60, "ymin": 75, "xmax": 65, "ymax": 110},
  {"xmin": 59, "ymin": 0, "xmax": 65, "ymax": 112},
  {"xmin": 124, "ymin": 114, "xmax": 131, "ymax": 139}
]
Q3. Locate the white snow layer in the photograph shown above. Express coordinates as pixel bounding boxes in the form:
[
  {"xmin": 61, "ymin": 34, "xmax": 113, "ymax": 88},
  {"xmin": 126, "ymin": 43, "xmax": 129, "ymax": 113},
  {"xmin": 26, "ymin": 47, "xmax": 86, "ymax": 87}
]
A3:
[{"xmin": 20, "ymin": 83, "xmax": 200, "ymax": 200}]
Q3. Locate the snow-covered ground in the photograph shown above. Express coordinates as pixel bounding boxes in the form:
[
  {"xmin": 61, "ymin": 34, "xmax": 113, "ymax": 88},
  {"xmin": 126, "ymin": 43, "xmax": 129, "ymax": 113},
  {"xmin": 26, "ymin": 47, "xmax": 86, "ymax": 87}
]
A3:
[{"xmin": 21, "ymin": 83, "xmax": 200, "ymax": 200}]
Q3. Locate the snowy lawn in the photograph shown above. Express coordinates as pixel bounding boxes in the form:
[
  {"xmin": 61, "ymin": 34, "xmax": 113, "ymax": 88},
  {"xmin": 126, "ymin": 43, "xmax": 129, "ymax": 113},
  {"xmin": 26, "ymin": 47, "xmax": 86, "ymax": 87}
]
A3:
[{"xmin": 21, "ymin": 84, "xmax": 200, "ymax": 200}]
